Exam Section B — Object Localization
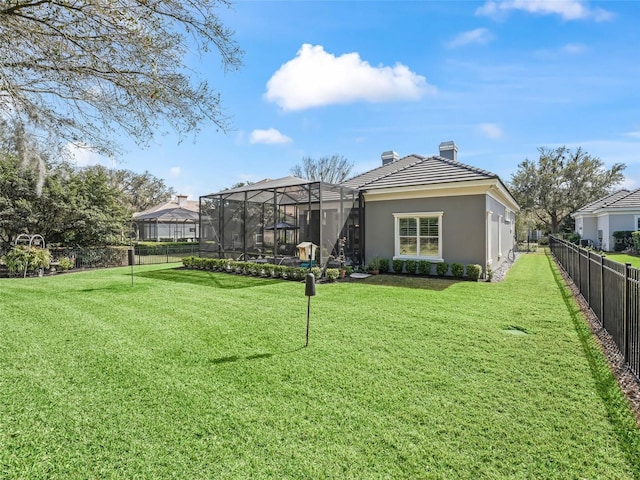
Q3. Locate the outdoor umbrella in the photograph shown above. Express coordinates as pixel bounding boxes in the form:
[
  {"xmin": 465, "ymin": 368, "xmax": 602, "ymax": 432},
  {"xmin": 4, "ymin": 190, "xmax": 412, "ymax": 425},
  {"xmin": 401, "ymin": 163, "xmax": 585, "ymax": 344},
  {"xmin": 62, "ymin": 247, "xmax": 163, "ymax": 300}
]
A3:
[{"xmin": 264, "ymin": 222, "xmax": 299, "ymax": 244}]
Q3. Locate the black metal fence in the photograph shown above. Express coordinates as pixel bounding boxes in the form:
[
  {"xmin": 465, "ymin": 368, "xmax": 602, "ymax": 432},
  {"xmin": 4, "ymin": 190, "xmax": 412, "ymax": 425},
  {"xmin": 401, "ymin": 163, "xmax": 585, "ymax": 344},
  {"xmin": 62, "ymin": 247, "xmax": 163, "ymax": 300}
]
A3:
[
  {"xmin": 50, "ymin": 245, "xmax": 198, "ymax": 269},
  {"xmin": 550, "ymin": 236, "xmax": 640, "ymax": 379},
  {"xmin": 132, "ymin": 245, "xmax": 199, "ymax": 265}
]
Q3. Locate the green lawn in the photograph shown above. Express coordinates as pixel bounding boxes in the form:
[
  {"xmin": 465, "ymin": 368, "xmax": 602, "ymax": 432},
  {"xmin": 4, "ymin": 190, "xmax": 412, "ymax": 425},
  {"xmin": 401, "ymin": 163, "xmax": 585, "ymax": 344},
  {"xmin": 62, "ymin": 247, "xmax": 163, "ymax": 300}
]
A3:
[
  {"xmin": 604, "ymin": 252, "xmax": 640, "ymax": 269},
  {"xmin": 1, "ymin": 253, "xmax": 639, "ymax": 478}
]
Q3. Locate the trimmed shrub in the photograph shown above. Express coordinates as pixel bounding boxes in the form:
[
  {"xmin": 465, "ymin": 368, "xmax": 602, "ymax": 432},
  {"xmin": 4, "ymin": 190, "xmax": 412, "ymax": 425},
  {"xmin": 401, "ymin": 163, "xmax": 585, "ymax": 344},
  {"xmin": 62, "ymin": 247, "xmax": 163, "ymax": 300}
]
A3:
[
  {"xmin": 263, "ymin": 264, "xmax": 275, "ymax": 277},
  {"xmin": 451, "ymin": 263, "xmax": 464, "ymax": 279},
  {"xmin": 311, "ymin": 266, "xmax": 322, "ymax": 280},
  {"xmin": 417, "ymin": 260, "xmax": 431, "ymax": 276},
  {"xmin": 612, "ymin": 230, "xmax": 634, "ymax": 252},
  {"xmin": 466, "ymin": 264, "xmax": 482, "ymax": 281},
  {"xmin": 405, "ymin": 259, "xmax": 417, "ymax": 275},
  {"xmin": 57, "ymin": 257, "xmax": 74, "ymax": 270},
  {"xmin": 182, "ymin": 256, "xmax": 197, "ymax": 268},
  {"xmin": 392, "ymin": 259, "xmax": 404, "ymax": 274},
  {"xmin": 537, "ymin": 236, "xmax": 549, "ymax": 246},
  {"xmin": 272, "ymin": 265, "xmax": 285, "ymax": 278},
  {"xmin": 633, "ymin": 231, "xmax": 640, "ymax": 254},
  {"xmin": 436, "ymin": 262, "xmax": 449, "ymax": 277},
  {"xmin": 325, "ymin": 268, "xmax": 339, "ymax": 282},
  {"xmin": 378, "ymin": 258, "xmax": 390, "ymax": 273}
]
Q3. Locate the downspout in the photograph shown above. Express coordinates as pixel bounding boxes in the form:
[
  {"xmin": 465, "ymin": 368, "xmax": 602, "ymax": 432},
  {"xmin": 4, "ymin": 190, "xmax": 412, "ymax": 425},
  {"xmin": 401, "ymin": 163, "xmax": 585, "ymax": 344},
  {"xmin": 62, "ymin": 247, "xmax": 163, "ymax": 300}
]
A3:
[{"xmin": 359, "ymin": 191, "xmax": 365, "ymax": 267}]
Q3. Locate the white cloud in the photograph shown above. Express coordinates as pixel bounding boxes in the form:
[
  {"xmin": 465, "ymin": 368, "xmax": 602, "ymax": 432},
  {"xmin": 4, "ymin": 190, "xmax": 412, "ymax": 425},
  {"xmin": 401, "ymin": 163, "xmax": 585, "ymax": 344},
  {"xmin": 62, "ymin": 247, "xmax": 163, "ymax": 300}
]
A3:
[
  {"xmin": 249, "ymin": 128, "xmax": 292, "ymax": 145},
  {"xmin": 264, "ymin": 44, "xmax": 434, "ymax": 111},
  {"xmin": 561, "ymin": 43, "xmax": 587, "ymax": 54},
  {"xmin": 447, "ymin": 28, "xmax": 493, "ymax": 48},
  {"xmin": 66, "ymin": 143, "xmax": 108, "ymax": 167},
  {"xmin": 620, "ymin": 177, "xmax": 637, "ymax": 190},
  {"xmin": 169, "ymin": 167, "xmax": 181, "ymax": 177},
  {"xmin": 476, "ymin": 0, "xmax": 613, "ymax": 21},
  {"xmin": 625, "ymin": 131, "xmax": 640, "ymax": 138},
  {"xmin": 478, "ymin": 123, "xmax": 504, "ymax": 139}
]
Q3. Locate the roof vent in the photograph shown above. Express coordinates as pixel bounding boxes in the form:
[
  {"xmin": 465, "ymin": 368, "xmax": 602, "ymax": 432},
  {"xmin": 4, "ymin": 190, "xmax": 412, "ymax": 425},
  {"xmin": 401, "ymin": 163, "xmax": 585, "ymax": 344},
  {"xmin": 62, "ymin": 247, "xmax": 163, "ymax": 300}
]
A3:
[
  {"xmin": 381, "ymin": 150, "xmax": 399, "ymax": 166},
  {"xmin": 439, "ymin": 141, "xmax": 458, "ymax": 162}
]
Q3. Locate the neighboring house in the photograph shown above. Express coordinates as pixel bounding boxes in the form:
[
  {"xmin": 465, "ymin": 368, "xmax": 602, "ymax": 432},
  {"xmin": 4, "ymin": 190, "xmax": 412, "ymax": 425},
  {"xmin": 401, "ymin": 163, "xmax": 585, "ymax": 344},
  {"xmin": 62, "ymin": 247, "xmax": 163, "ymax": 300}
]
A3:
[
  {"xmin": 341, "ymin": 141, "xmax": 520, "ymax": 273},
  {"xmin": 133, "ymin": 195, "xmax": 200, "ymax": 241},
  {"xmin": 198, "ymin": 141, "xmax": 519, "ymax": 276},
  {"xmin": 571, "ymin": 189, "xmax": 640, "ymax": 251}
]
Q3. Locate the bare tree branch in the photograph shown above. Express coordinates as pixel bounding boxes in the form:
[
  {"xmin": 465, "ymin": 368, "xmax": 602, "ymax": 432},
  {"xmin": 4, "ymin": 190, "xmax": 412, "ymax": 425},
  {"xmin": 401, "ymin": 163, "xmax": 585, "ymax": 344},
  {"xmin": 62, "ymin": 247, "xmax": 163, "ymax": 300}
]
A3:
[{"xmin": 0, "ymin": 0, "xmax": 243, "ymax": 158}]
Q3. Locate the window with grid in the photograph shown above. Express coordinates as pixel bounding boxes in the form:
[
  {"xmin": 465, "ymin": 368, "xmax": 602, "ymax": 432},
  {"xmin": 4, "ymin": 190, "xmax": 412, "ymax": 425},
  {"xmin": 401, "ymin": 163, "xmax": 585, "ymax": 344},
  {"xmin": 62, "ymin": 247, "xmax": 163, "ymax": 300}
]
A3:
[{"xmin": 395, "ymin": 213, "xmax": 442, "ymax": 259}]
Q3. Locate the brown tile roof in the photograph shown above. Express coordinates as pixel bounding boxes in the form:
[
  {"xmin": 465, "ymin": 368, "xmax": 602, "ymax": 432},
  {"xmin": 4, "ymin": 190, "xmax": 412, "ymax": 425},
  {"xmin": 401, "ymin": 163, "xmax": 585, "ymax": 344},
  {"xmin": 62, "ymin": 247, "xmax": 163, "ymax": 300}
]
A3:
[{"xmin": 342, "ymin": 154, "xmax": 498, "ymax": 190}]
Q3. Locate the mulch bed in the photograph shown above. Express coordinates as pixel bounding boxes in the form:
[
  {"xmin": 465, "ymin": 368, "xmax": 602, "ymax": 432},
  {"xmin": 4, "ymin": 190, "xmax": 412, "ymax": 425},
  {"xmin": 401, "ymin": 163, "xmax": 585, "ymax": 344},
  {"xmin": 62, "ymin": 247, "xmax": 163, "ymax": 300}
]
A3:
[{"xmin": 553, "ymin": 256, "xmax": 640, "ymax": 425}]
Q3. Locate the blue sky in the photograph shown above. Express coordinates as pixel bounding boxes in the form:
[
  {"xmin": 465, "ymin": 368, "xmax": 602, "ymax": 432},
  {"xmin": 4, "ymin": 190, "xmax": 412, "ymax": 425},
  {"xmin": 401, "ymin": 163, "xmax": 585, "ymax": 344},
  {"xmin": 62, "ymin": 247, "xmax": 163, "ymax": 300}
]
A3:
[{"xmin": 73, "ymin": 0, "xmax": 640, "ymax": 199}]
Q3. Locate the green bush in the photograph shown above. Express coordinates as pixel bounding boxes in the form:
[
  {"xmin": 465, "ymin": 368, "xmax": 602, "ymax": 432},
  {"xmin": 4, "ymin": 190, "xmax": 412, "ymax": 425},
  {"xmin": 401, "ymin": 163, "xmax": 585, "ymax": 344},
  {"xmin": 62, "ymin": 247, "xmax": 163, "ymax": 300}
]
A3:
[
  {"xmin": 417, "ymin": 260, "xmax": 431, "ymax": 276},
  {"xmin": 57, "ymin": 257, "xmax": 74, "ymax": 270},
  {"xmin": 262, "ymin": 264, "xmax": 274, "ymax": 277},
  {"xmin": 311, "ymin": 267, "xmax": 322, "ymax": 280},
  {"xmin": 537, "ymin": 236, "xmax": 549, "ymax": 246},
  {"xmin": 612, "ymin": 230, "xmax": 634, "ymax": 252},
  {"xmin": 325, "ymin": 268, "xmax": 339, "ymax": 282},
  {"xmin": 392, "ymin": 259, "xmax": 404, "ymax": 274},
  {"xmin": 633, "ymin": 231, "xmax": 640, "ymax": 254},
  {"xmin": 436, "ymin": 262, "xmax": 449, "ymax": 277},
  {"xmin": 466, "ymin": 264, "xmax": 482, "ymax": 281},
  {"xmin": 405, "ymin": 259, "xmax": 417, "ymax": 275},
  {"xmin": 451, "ymin": 263, "xmax": 464, "ymax": 279},
  {"xmin": 3, "ymin": 246, "xmax": 51, "ymax": 275},
  {"xmin": 377, "ymin": 258, "xmax": 390, "ymax": 273},
  {"xmin": 182, "ymin": 256, "xmax": 197, "ymax": 268},
  {"xmin": 566, "ymin": 232, "xmax": 581, "ymax": 244}
]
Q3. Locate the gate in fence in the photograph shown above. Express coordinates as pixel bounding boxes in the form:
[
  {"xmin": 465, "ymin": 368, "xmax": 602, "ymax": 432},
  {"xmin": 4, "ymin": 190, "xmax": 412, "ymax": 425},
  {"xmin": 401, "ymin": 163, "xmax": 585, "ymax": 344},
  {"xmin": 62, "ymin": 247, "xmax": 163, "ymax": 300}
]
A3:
[{"xmin": 549, "ymin": 236, "xmax": 640, "ymax": 379}]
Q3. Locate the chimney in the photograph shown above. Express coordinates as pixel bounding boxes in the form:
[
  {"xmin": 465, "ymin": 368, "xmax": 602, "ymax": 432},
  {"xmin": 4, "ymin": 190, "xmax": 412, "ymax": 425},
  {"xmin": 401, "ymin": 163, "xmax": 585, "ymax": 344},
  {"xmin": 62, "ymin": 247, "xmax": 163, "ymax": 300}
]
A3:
[
  {"xmin": 176, "ymin": 194, "xmax": 188, "ymax": 207},
  {"xmin": 439, "ymin": 141, "xmax": 458, "ymax": 162},
  {"xmin": 381, "ymin": 150, "xmax": 399, "ymax": 166}
]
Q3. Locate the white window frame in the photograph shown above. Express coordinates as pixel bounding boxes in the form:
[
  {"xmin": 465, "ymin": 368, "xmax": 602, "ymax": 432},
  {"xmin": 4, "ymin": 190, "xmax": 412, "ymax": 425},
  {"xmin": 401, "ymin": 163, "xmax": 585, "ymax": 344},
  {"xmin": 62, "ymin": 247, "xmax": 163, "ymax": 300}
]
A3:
[
  {"xmin": 393, "ymin": 212, "xmax": 444, "ymax": 262},
  {"xmin": 634, "ymin": 215, "xmax": 640, "ymax": 231}
]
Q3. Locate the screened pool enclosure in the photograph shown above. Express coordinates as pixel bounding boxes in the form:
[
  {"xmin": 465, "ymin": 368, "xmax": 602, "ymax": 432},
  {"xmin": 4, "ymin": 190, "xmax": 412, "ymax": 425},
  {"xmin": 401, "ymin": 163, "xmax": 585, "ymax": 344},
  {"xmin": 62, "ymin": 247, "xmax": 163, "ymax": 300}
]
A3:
[{"xmin": 199, "ymin": 177, "xmax": 361, "ymax": 267}]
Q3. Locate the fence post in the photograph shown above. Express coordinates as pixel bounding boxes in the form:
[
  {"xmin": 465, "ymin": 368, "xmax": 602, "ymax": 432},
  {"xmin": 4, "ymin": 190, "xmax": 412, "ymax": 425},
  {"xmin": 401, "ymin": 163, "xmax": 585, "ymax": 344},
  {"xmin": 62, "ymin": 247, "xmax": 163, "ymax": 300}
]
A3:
[
  {"xmin": 625, "ymin": 262, "xmax": 631, "ymax": 362},
  {"xmin": 600, "ymin": 254, "xmax": 605, "ymax": 327},
  {"xmin": 587, "ymin": 249, "xmax": 591, "ymax": 305}
]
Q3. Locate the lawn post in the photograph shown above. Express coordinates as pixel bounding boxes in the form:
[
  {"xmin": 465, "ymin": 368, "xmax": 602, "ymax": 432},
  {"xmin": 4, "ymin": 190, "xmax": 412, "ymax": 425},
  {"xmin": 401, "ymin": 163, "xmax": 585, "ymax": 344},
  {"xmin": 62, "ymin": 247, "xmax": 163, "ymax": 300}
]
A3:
[{"xmin": 305, "ymin": 273, "xmax": 316, "ymax": 347}]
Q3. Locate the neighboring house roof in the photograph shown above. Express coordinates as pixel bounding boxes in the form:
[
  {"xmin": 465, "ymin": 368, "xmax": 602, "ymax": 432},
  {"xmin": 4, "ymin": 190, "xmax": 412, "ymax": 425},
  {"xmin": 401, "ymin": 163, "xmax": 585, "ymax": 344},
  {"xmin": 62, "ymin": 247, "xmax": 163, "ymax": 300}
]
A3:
[
  {"xmin": 572, "ymin": 189, "xmax": 640, "ymax": 216},
  {"xmin": 133, "ymin": 196, "xmax": 199, "ymax": 222},
  {"xmin": 342, "ymin": 154, "xmax": 497, "ymax": 190},
  {"xmin": 134, "ymin": 207, "xmax": 199, "ymax": 222}
]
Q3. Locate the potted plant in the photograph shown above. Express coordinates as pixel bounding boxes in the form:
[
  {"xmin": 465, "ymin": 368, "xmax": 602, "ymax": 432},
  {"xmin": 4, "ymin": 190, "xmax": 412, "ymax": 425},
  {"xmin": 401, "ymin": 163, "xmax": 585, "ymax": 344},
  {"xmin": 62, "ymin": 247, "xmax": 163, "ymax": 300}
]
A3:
[{"xmin": 368, "ymin": 256, "xmax": 380, "ymax": 275}]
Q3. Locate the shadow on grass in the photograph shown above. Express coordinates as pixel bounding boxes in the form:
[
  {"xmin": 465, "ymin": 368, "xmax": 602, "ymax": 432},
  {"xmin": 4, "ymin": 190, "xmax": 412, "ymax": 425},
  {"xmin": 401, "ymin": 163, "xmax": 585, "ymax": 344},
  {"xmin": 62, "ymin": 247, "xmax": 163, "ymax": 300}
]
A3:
[
  {"xmin": 546, "ymin": 251, "xmax": 640, "ymax": 477},
  {"xmin": 135, "ymin": 268, "xmax": 276, "ymax": 289},
  {"xmin": 209, "ymin": 346, "xmax": 306, "ymax": 365},
  {"xmin": 356, "ymin": 274, "xmax": 460, "ymax": 291}
]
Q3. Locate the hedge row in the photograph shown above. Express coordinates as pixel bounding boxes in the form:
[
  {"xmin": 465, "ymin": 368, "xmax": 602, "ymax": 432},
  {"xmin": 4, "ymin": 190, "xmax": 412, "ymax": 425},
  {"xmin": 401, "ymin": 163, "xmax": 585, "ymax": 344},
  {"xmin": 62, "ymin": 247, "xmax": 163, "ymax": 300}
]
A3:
[
  {"xmin": 182, "ymin": 256, "xmax": 330, "ymax": 281},
  {"xmin": 374, "ymin": 258, "xmax": 483, "ymax": 281}
]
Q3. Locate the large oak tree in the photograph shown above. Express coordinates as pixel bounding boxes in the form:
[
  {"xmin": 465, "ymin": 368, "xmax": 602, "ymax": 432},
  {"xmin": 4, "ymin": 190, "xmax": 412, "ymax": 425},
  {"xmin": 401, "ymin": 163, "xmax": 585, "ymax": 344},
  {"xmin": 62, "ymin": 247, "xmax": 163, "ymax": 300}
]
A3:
[
  {"xmin": 0, "ymin": 0, "xmax": 242, "ymax": 157},
  {"xmin": 510, "ymin": 146, "xmax": 625, "ymax": 233}
]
